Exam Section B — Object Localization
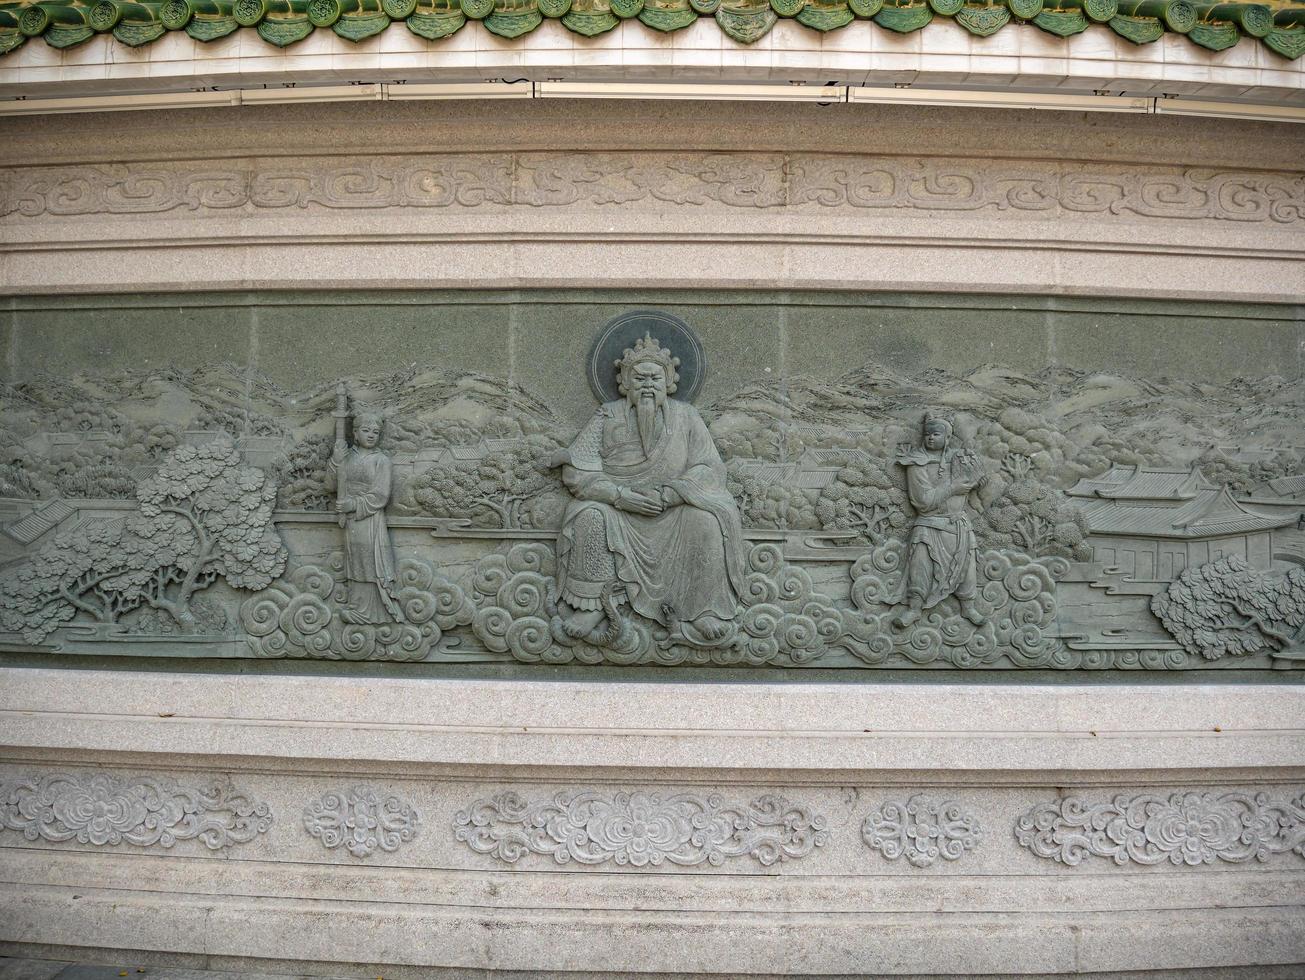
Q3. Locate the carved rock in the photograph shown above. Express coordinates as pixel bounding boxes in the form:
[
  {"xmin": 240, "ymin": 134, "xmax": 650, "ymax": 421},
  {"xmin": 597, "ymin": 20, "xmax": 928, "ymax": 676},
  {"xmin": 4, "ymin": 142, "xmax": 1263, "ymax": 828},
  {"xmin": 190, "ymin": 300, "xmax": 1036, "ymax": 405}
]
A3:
[
  {"xmin": 0, "ymin": 771, "xmax": 272, "ymax": 849},
  {"xmin": 303, "ymin": 786, "xmax": 421, "ymax": 857},
  {"xmin": 453, "ymin": 790, "xmax": 829, "ymax": 866},
  {"xmin": 862, "ymin": 795, "xmax": 982, "ymax": 867},
  {"xmin": 1015, "ymin": 792, "xmax": 1305, "ymax": 866}
]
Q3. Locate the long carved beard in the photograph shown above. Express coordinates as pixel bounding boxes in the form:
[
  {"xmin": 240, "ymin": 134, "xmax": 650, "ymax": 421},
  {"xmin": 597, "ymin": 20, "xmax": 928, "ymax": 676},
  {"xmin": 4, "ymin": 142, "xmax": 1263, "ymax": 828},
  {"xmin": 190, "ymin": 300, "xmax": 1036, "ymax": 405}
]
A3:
[{"xmin": 636, "ymin": 393, "xmax": 659, "ymax": 457}]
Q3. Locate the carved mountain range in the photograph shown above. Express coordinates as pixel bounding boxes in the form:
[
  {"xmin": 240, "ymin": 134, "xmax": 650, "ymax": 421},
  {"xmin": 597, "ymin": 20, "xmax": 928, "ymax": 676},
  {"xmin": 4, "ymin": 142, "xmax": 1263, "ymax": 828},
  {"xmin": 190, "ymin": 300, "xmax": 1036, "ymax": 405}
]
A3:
[{"xmin": 705, "ymin": 363, "xmax": 1304, "ymax": 480}]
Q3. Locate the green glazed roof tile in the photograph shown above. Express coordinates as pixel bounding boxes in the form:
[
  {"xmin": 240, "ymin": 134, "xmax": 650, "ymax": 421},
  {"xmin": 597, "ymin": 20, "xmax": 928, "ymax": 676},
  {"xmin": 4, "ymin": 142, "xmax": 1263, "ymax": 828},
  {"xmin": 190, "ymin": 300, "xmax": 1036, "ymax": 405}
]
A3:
[{"xmin": 0, "ymin": 0, "xmax": 1300, "ymax": 55}]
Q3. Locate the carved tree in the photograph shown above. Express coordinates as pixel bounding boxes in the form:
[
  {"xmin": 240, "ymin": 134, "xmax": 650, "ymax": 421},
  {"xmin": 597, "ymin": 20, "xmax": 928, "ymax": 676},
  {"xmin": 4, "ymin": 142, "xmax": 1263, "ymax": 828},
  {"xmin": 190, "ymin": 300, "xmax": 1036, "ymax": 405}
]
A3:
[
  {"xmin": 815, "ymin": 460, "xmax": 909, "ymax": 543},
  {"xmin": 981, "ymin": 453, "xmax": 1091, "ymax": 560},
  {"xmin": 411, "ymin": 441, "xmax": 560, "ymax": 529},
  {"xmin": 131, "ymin": 439, "xmax": 286, "ymax": 626},
  {"xmin": 1151, "ymin": 555, "xmax": 1305, "ymax": 660},
  {"xmin": 0, "ymin": 439, "xmax": 287, "ymax": 641},
  {"xmin": 275, "ymin": 433, "xmax": 335, "ymax": 511}
]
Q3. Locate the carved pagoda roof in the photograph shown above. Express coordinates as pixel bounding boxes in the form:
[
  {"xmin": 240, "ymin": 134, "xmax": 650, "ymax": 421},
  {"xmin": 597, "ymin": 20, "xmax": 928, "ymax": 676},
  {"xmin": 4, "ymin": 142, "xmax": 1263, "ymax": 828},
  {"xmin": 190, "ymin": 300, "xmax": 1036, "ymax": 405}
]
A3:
[
  {"xmin": 1264, "ymin": 473, "xmax": 1305, "ymax": 499},
  {"xmin": 1068, "ymin": 464, "xmax": 1216, "ymax": 501},
  {"xmin": 0, "ymin": 0, "xmax": 1301, "ymax": 60},
  {"xmin": 1074, "ymin": 470, "xmax": 1294, "ymax": 539}
]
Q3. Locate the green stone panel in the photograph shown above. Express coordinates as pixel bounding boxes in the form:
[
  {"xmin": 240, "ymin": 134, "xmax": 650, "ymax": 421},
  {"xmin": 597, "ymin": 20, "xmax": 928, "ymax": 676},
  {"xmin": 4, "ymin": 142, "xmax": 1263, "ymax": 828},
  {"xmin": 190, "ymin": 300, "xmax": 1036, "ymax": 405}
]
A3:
[
  {"xmin": 10, "ymin": 297, "xmax": 254, "ymax": 379},
  {"xmin": 247, "ymin": 294, "xmax": 512, "ymax": 389}
]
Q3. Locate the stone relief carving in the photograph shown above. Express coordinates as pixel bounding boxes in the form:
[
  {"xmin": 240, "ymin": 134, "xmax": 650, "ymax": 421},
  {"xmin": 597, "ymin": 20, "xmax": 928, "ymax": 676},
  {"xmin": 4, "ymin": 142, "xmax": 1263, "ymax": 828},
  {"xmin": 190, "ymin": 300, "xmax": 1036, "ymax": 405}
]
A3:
[
  {"xmin": 0, "ymin": 771, "xmax": 272, "ymax": 849},
  {"xmin": 1151, "ymin": 555, "xmax": 1305, "ymax": 660},
  {"xmin": 889, "ymin": 415, "xmax": 986, "ymax": 629},
  {"xmin": 303, "ymin": 786, "xmax": 421, "ymax": 858},
  {"xmin": 0, "ymin": 437, "xmax": 286, "ymax": 643},
  {"xmin": 453, "ymin": 791, "xmax": 829, "ymax": 867},
  {"xmin": 3, "ymin": 156, "xmax": 1302, "ymax": 225},
  {"xmin": 1, "ymin": 337, "xmax": 1301, "ymax": 669},
  {"xmin": 330, "ymin": 390, "xmax": 403, "ymax": 625},
  {"xmin": 553, "ymin": 333, "xmax": 745, "ymax": 649},
  {"xmin": 862, "ymin": 795, "xmax": 982, "ymax": 867},
  {"xmin": 241, "ymin": 558, "xmax": 474, "ymax": 660},
  {"xmin": 1015, "ymin": 792, "xmax": 1305, "ymax": 866}
]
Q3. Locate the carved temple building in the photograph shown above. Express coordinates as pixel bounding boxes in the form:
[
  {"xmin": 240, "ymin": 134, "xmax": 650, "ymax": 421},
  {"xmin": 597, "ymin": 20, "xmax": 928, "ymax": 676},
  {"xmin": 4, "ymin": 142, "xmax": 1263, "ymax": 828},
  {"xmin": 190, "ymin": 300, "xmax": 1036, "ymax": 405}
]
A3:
[{"xmin": 1, "ymin": 1, "xmax": 1304, "ymax": 978}]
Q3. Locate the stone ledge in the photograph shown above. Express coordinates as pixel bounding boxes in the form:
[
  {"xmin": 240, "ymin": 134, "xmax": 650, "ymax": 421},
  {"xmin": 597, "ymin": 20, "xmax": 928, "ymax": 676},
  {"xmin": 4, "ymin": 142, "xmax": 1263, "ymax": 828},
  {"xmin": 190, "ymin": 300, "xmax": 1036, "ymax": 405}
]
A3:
[
  {"xmin": 2, "ymin": 882, "xmax": 1303, "ymax": 976},
  {"xmin": 3, "ymin": 668, "xmax": 1303, "ymax": 776}
]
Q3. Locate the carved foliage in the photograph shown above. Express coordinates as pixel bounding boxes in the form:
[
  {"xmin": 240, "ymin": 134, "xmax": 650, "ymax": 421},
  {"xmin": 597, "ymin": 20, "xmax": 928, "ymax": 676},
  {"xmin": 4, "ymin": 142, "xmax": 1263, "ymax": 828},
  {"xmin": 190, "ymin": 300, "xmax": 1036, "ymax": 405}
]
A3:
[
  {"xmin": 0, "ymin": 438, "xmax": 286, "ymax": 643},
  {"xmin": 453, "ymin": 790, "xmax": 829, "ymax": 867},
  {"xmin": 1015, "ymin": 792, "xmax": 1305, "ymax": 866},
  {"xmin": 1151, "ymin": 555, "xmax": 1305, "ymax": 660},
  {"xmin": 862, "ymin": 795, "xmax": 981, "ymax": 867},
  {"xmin": 0, "ymin": 771, "xmax": 272, "ymax": 849},
  {"xmin": 241, "ymin": 557, "xmax": 474, "ymax": 660},
  {"xmin": 4, "ymin": 157, "xmax": 1302, "ymax": 225},
  {"xmin": 303, "ymin": 786, "xmax": 421, "ymax": 857}
]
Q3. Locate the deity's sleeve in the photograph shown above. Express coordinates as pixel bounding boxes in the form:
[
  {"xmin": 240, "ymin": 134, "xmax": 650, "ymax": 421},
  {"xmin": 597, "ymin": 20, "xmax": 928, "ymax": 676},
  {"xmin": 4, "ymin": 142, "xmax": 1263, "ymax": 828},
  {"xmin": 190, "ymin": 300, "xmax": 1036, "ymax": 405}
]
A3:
[
  {"xmin": 559, "ymin": 406, "xmax": 622, "ymax": 504},
  {"xmin": 350, "ymin": 453, "xmax": 392, "ymax": 519},
  {"xmin": 669, "ymin": 406, "xmax": 730, "ymax": 500}
]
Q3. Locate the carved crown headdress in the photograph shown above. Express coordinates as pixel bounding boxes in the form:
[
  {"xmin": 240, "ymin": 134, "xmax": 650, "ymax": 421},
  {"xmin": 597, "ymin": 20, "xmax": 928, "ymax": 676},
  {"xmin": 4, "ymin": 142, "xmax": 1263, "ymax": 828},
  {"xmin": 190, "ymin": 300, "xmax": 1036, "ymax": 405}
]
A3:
[
  {"xmin": 923, "ymin": 412, "xmax": 953, "ymax": 437},
  {"xmin": 615, "ymin": 333, "xmax": 681, "ymax": 395}
]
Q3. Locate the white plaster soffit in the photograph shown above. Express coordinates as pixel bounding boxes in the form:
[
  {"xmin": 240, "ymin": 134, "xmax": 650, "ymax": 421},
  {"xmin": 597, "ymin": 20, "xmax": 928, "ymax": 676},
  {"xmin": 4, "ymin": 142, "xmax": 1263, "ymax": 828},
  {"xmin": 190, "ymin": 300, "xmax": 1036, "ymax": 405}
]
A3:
[{"xmin": 1, "ymin": 18, "xmax": 1303, "ymax": 110}]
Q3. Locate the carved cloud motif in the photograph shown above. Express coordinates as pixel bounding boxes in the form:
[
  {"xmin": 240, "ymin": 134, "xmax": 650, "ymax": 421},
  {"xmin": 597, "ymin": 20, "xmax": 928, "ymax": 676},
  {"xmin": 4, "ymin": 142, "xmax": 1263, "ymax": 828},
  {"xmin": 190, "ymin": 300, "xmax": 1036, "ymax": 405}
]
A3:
[
  {"xmin": 453, "ymin": 790, "xmax": 829, "ymax": 867},
  {"xmin": 0, "ymin": 771, "xmax": 272, "ymax": 849}
]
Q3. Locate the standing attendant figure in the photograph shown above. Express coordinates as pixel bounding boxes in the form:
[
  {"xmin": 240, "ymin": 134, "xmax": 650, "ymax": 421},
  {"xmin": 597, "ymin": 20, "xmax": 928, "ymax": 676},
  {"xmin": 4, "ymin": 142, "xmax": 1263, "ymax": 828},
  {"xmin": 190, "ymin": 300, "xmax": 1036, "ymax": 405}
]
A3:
[
  {"xmin": 330, "ymin": 388, "xmax": 402, "ymax": 625},
  {"xmin": 891, "ymin": 415, "xmax": 986, "ymax": 629}
]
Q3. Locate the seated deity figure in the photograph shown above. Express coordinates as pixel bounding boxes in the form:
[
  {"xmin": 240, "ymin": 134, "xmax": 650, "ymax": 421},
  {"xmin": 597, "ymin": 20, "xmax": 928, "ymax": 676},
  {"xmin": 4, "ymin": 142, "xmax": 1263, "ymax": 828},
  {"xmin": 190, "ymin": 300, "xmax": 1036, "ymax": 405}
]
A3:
[
  {"xmin": 554, "ymin": 334, "xmax": 745, "ymax": 645},
  {"xmin": 330, "ymin": 411, "xmax": 403, "ymax": 625},
  {"xmin": 891, "ymin": 414, "xmax": 986, "ymax": 629}
]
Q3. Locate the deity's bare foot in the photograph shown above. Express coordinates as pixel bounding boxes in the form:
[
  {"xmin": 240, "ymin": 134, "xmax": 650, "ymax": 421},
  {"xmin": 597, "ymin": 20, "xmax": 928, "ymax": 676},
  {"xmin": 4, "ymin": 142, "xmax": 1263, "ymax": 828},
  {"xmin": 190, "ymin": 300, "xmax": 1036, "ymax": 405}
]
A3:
[
  {"xmin": 960, "ymin": 601, "xmax": 985, "ymax": 626},
  {"xmin": 690, "ymin": 614, "xmax": 732, "ymax": 643},
  {"xmin": 561, "ymin": 607, "xmax": 607, "ymax": 639},
  {"xmin": 892, "ymin": 604, "xmax": 922, "ymax": 629}
]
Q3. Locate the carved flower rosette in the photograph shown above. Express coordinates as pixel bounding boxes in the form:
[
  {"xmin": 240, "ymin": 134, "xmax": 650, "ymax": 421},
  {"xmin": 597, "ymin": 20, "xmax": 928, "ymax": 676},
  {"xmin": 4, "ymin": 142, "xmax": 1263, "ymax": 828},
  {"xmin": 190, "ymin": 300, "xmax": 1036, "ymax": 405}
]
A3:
[
  {"xmin": 303, "ymin": 786, "xmax": 421, "ymax": 858},
  {"xmin": 862, "ymin": 795, "xmax": 982, "ymax": 867}
]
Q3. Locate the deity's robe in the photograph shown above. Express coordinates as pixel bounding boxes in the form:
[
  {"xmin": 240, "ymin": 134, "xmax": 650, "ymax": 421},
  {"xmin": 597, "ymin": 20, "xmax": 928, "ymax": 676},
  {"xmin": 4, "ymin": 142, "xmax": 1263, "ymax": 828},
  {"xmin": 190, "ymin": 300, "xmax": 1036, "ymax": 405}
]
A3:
[
  {"xmin": 556, "ymin": 398, "xmax": 745, "ymax": 628},
  {"xmin": 896, "ymin": 447, "xmax": 979, "ymax": 610},
  {"xmin": 332, "ymin": 447, "xmax": 402, "ymax": 624}
]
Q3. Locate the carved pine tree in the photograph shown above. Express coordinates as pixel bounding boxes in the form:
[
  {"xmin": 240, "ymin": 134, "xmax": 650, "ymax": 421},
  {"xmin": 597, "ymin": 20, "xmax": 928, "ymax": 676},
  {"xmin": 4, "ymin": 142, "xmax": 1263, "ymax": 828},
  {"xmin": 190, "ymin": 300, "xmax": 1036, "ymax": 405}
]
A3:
[
  {"xmin": 1151, "ymin": 555, "xmax": 1305, "ymax": 660},
  {"xmin": 0, "ymin": 439, "xmax": 287, "ymax": 641}
]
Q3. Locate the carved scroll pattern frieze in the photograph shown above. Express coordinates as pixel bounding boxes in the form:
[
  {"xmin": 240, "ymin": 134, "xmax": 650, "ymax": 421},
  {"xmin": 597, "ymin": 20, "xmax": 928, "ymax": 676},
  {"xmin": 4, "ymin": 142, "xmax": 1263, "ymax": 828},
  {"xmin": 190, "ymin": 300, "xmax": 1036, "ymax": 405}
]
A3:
[
  {"xmin": 3, "ymin": 156, "xmax": 1301, "ymax": 224},
  {"xmin": 1015, "ymin": 793, "xmax": 1305, "ymax": 866},
  {"xmin": 862, "ymin": 795, "xmax": 982, "ymax": 867},
  {"xmin": 0, "ymin": 772, "xmax": 273, "ymax": 849},
  {"xmin": 303, "ymin": 786, "xmax": 421, "ymax": 858},
  {"xmin": 453, "ymin": 791, "xmax": 830, "ymax": 867}
]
